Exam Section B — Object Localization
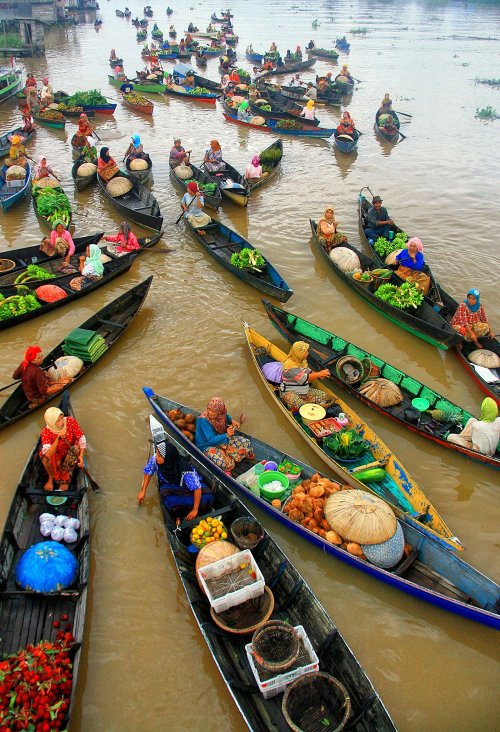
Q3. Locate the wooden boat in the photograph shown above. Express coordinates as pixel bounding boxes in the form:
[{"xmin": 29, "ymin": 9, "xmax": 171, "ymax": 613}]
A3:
[
  {"xmin": 151, "ymin": 29, "xmax": 163, "ymax": 39},
  {"xmin": 109, "ymin": 56, "xmax": 124, "ymax": 66},
  {"xmin": 122, "ymin": 92, "xmax": 154, "ymax": 114},
  {"xmin": 169, "ymin": 161, "xmax": 222, "ymax": 209},
  {"xmin": 197, "ymin": 45, "xmax": 225, "ymax": 58},
  {"xmin": 0, "ymin": 232, "xmax": 103, "ymax": 278},
  {"xmin": 124, "ymin": 9, "xmax": 131, "ymax": 17},
  {"xmin": 144, "ymin": 390, "xmax": 500, "ymax": 629},
  {"xmin": 33, "ymin": 112, "xmax": 65, "ymax": 130},
  {"xmin": 0, "ymin": 232, "xmax": 161, "ymax": 331},
  {"xmin": 71, "ymin": 155, "xmax": 97, "ymax": 191},
  {"xmin": 109, "ymin": 74, "xmax": 165, "ymax": 93},
  {"xmin": 0, "ymin": 126, "xmax": 36, "ymax": 157},
  {"xmin": 169, "ymin": 30, "xmax": 177, "ymax": 38},
  {"xmin": 191, "ymin": 31, "xmax": 219, "ymax": 40},
  {"xmin": 247, "ymin": 139, "xmax": 283, "ymax": 192},
  {"xmin": 183, "ymin": 219, "xmax": 293, "ymax": 302},
  {"xmin": 0, "ymin": 278, "xmax": 152, "ymax": 430},
  {"xmin": 249, "ymin": 98, "xmax": 320, "ymax": 127},
  {"xmin": 202, "ymin": 158, "xmax": 250, "ymax": 206},
  {"xmin": 0, "ymin": 65, "xmax": 24, "ymax": 104},
  {"xmin": 0, "ymin": 393, "xmax": 91, "ymax": 731},
  {"xmin": 163, "ymin": 74, "xmax": 218, "ymax": 103},
  {"xmin": 125, "ymin": 155, "xmax": 153, "ymax": 183},
  {"xmin": 136, "ymin": 31, "xmax": 147, "ymax": 40},
  {"xmin": 115, "ymin": 9, "xmax": 124, "ymax": 16},
  {"xmin": 171, "ymin": 62, "xmax": 222, "ymax": 93},
  {"xmin": 264, "ymin": 300, "xmax": 500, "ymax": 471},
  {"xmin": 55, "ymin": 91, "xmax": 117, "ymax": 116},
  {"xmin": 334, "ymin": 74, "xmax": 354, "ymax": 94},
  {"xmin": 246, "ymin": 50, "xmax": 264, "ymax": 64},
  {"xmin": 223, "ymin": 109, "xmax": 335, "ymax": 139},
  {"xmin": 0, "ymin": 164, "xmax": 31, "ymax": 212},
  {"xmin": 143, "ymin": 411, "xmax": 398, "ymax": 728},
  {"xmin": 58, "ymin": 105, "xmax": 95, "ymax": 119},
  {"xmin": 374, "ymin": 110, "xmax": 400, "ymax": 143},
  {"xmin": 309, "ymin": 221, "xmax": 462, "ymax": 350},
  {"xmin": 225, "ymin": 34, "xmax": 239, "ymax": 45},
  {"xmin": 242, "ymin": 327, "xmax": 463, "ymax": 551},
  {"xmin": 335, "ymin": 38, "xmax": 351, "ymax": 51},
  {"xmin": 33, "ymin": 183, "xmax": 72, "ymax": 230},
  {"xmin": 97, "ymin": 171, "xmax": 163, "ymax": 230},
  {"xmin": 333, "ymin": 129, "xmax": 360, "ymax": 153},
  {"xmin": 259, "ymin": 58, "xmax": 316, "ymax": 78},
  {"xmin": 308, "ymin": 47, "xmax": 339, "ymax": 60}
]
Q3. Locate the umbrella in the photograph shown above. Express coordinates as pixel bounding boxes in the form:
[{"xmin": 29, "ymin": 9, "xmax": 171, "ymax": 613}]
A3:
[
  {"xmin": 325, "ymin": 490, "xmax": 396, "ymax": 545},
  {"xmin": 15, "ymin": 541, "xmax": 79, "ymax": 592}
]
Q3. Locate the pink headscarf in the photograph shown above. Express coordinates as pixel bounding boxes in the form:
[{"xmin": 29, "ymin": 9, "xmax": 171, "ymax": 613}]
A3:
[
  {"xmin": 201, "ymin": 397, "xmax": 228, "ymax": 434},
  {"xmin": 251, "ymin": 154, "xmax": 260, "ymax": 167},
  {"xmin": 407, "ymin": 237, "xmax": 423, "ymax": 253}
]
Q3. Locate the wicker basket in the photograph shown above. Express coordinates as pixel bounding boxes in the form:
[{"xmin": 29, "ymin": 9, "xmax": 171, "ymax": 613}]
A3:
[
  {"xmin": 195, "ymin": 540, "xmax": 240, "ymax": 592},
  {"xmin": 251, "ymin": 620, "xmax": 300, "ymax": 674},
  {"xmin": 230, "ymin": 516, "xmax": 265, "ymax": 550},
  {"xmin": 0, "ymin": 258, "xmax": 15, "ymax": 273},
  {"xmin": 282, "ymin": 672, "xmax": 351, "ymax": 732},
  {"xmin": 210, "ymin": 585, "xmax": 274, "ymax": 634}
]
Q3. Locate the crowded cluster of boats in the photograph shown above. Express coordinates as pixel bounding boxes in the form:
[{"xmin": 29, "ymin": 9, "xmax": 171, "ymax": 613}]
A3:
[{"xmin": 0, "ymin": 3, "xmax": 498, "ymax": 730}]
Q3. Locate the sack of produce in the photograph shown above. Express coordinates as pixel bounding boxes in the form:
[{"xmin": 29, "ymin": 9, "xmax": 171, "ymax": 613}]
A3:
[
  {"xmin": 47, "ymin": 355, "xmax": 84, "ymax": 381},
  {"xmin": 129, "ymin": 158, "xmax": 148, "ymax": 171},
  {"xmin": 77, "ymin": 162, "xmax": 97, "ymax": 177},
  {"xmin": 106, "ymin": 176, "xmax": 133, "ymax": 197},
  {"xmin": 35, "ymin": 284, "xmax": 68, "ymax": 303},
  {"xmin": 175, "ymin": 165, "xmax": 193, "ymax": 180},
  {"xmin": 358, "ymin": 378, "xmax": 403, "ymax": 407},
  {"xmin": 6, "ymin": 165, "xmax": 26, "ymax": 181},
  {"xmin": 328, "ymin": 247, "xmax": 360, "ymax": 272},
  {"xmin": 34, "ymin": 176, "xmax": 61, "ymax": 189},
  {"xmin": 337, "ymin": 75, "xmax": 350, "ymax": 83},
  {"xmin": 467, "ymin": 349, "xmax": 500, "ymax": 369},
  {"xmin": 250, "ymin": 116, "xmax": 266, "ymax": 125}
]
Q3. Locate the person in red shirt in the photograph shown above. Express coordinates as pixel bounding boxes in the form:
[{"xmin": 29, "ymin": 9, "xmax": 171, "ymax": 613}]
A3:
[
  {"xmin": 12, "ymin": 346, "xmax": 69, "ymax": 407},
  {"xmin": 336, "ymin": 111, "xmax": 355, "ymax": 136},
  {"xmin": 40, "ymin": 407, "xmax": 87, "ymax": 491},
  {"xmin": 104, "ymin": 221, "xmax": 140, "ymax": 253}
]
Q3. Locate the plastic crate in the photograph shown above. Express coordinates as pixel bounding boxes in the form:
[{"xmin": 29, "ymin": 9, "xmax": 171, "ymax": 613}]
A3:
[
  {"xmin": 197, "ymin": 548, "xmax": 265, "ymax": 613},
  {"xmin": 245, "ymin": 625, "xmax": 319, "ymax": 698}
]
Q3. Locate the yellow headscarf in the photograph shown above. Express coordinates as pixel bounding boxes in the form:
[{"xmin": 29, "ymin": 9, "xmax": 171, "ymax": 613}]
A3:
[
  {"xmin": 283, "ymin": 341, "xmax": 309, "ymax": 370},
  {"xmin": 480, "ymin": 397, "xmax": 498, "ymax": 423},
  {"xmin": 306, "ymin": 99, "xmax": 315, "ymax": 110},
  {"xmin": 44, "ymin": 407, "xmax": 67, "ymax": 435}
]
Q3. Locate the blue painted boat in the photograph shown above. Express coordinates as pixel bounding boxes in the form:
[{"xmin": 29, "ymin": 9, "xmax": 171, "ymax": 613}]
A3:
[
  {"xmin": 81, "ymin": 103, "xmax": 117, "ymax": 115},
  {"xmin": 0, "ymin": 164, "xmax": 31, "ymax": 213},
  {"xmin": 164, "ymin": 72, "xmax": 218, "ymax": 103},
  {"xmin": 246, "ymin": 50, "xmax": 263, "ymax": 64},
  {"xmin": 143, "ymin": 389, "xmax": 500, "ymax": 629},
  {"xmin": 0, "ymin": 126, "xmax": 36, "ymax": 158},
  {"xmin": 222, "ymin": 110, "xmax": 335, "ymax": 138},
  {"xmin": 157, "ymin": 50, "xmax": 178, "ymax": 59},
  {"xmin": 333, "ymin": 129, "xmax": 360, "ymax": 152}
]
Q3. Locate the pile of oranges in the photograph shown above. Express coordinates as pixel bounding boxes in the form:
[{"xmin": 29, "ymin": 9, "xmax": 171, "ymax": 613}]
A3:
[{"xmin": 190, "ymin": 517, "xmax": 228, "ymax": 549}]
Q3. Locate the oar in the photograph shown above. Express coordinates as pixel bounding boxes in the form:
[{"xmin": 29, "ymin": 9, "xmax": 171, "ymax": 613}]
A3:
[
  {"xmin": 81, "ymin": 463, "xmax": 101, "ymax": 492},
  {"xmin": 397, "ymin": 130, "xmax": 407, "ymax": 142},
  {"xmin": 394, "ymin": 110, "xmax": 412, "ymax": 118},
  {"xmin": 175, "ymin": 211, "xmax": 184, "ymax": 224},
  {"xmin": 0, "ymin": 363, "xmax": 56, "ymax": 395}
]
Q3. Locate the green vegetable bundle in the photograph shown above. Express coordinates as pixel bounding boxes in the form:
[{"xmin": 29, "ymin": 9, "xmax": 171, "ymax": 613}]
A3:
[
  {"xmin": 187, "ymin": 86, "xmax": 211, "ymax": 95},
  {"xmin": 33, "ymin": 188, "xmax": 72, "ymax": 228},
  {"xmin": 184, "ymin": 179, "xmax": 217, "ymax": 194},
  {"xmin": 0, "ymin": 290, "xmax": 41, "ymax": 321},
  {"xmin": 277, "ymin": 118, "xmax": 299, "ymax": 129},
  {"xmin": 14, "ymin": 264, "xmax": 55, "ymax": 285},
  {"xmin": 230, "ymin": 248, "xmax": 266, "ymax": 271},
  {"xmin": 373, "ymin": 231, "xmax": 408, "ymax": 258},
  {"xmin": 323, "ymin": 429, "xmax": 367, "ymax": 459},
  {"xmin": 374, "ymin": 281, "xmax": 424, "ymax": 310},
  {"xmin": 260, "ymin": 148, "xmax": 283, "ymax": 164},
  {"xmin": 66, "ymin": 89, "xmax": 108, "ymax": 106},
  {"xmin": 259, "ymin": 104, "xmax": 272, "ymax": 112}
]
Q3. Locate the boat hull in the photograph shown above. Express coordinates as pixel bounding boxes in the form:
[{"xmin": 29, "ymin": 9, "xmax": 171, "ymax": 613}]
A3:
[
  {"xmin": 0, "ymin": 164, "xmax": 31, "ymax": 212},
  {"xmin": 97, "ymin": 171, "xmax": 163, "ymax": 230},
  {"xmin": 223, "ymin": 111, "xmax": 334, "ymax": 138}
]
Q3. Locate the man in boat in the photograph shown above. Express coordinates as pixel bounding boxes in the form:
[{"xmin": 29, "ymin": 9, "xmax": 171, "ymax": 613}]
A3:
[
  {"xmin": 382, "ymin": 115, "xmax": 398, "ymax": 137},
  {"xmin": 120, "ymin": 80, "xmax": 135, "ymax": 95},
  {"xmin": 251, "ymin": 67, "xmax": 262, "ymax": 82},
  {"xmin": 187, "ymin": 22, "xmax": 197, "ymax": 33},
  {"xmin": 307, "ymin": 40, "xmax": 315, "ymax": 50},
  {"xmin": 304, "ymin": 83, "xmax": 317, "ymax": 101},
  {"xmin": 12, "ymin": 347, "xmax": 69, "ymax": 408},
  {"xmin": 276, "ymin": 56, "xmax": 285, "ymax": 70},
  {"xmin": 24, "ymin": 73, "xmax": 38, "ymax": 108},
  {"xmin": 40, "ymin": 77, "xmax": 53, "ymax": 108},
  {"xmin": 184, "ymin": 70, "xmax": 196, "ymax": 88},
  {"xmin": 364, "ymin": 196, "xmax": 394, "ymax": 241}
]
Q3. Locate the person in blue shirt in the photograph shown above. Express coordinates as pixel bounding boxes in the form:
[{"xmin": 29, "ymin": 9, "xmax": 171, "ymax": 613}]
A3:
[
  {"xmin": 119, "ymin": 80, "xmax": 134, "ymax": 94},
  {"xmin": 195, "ymin": 397, "xmax": 254, "ymax": 473},
  {"xmin": 394, "ymin": 237, "xmax": 431, "ymax": 295},
  {"xmin": 137, "ymin": 438, "xmax": 214, "ymax": 519},
  {"xmin": 181, "ymin": 181, "xmax": 212, "ymax": 228},
  {"xmin": 364, "ymin": 195, "xmax": 394, "ymax": 241}
]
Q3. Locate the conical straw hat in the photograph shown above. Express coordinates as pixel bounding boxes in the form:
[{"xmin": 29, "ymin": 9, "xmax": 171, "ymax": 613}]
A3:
[{"xmin": 325, "ymin": 490, "xmax": 396, "ymax": 545}]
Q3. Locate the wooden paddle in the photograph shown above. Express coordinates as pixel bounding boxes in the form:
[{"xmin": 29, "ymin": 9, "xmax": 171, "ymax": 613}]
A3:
[
  {"xmin": 81, "ymin": 464, "xmax": 101, "ymax": 492},
  {"xmin": 394, "ymin": 110, "xmax": 412, "ymax": 118},
  {"xmin": 397, "ymin": 130, "xmax": 407, "ymax": 142}
]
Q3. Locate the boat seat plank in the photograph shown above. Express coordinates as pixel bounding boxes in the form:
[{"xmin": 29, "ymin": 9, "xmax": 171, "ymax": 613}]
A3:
[
  {"xmin": 392, "ymin": 549, "xmax": 419, "ymax": 576},
  {"xmin": 97, "ymin": 318, "xmax": 127, "ymax": 329}
]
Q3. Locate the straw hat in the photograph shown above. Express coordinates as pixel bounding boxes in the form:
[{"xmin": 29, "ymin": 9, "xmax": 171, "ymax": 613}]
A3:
[
  {"xmin": 325, "ymin": 490, "xmax": 396, "ymax": 545},
  {"xmin": 358, "ymin": 378, "xmax": 403, "ymax": 407},
  {"xmin": 468, "ymin": 349, "xmax": 500, "ymax": 369}
]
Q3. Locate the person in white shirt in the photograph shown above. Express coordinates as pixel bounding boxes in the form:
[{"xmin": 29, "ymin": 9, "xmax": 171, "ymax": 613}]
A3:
[{"xmin": 447, "ymin": 397, "xmax": 500, "ymax": 456}]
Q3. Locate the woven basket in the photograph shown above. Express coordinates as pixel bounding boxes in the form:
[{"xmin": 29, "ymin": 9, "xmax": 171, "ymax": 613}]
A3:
[
  {"xmin": 251, "ymin": 620, "xmax": 300, "ymax": 673},
  {"xmin": 129, "ymin": 158, "xmax": 149, "ymax": 171},
  {"xmin": 77, "ymin": 162, "xmax": 97, "ymax": 177},
  {"xmin": 210, "ymin": 585, "xmax": 274, "ymax": 634},
  {"xmin": 106, "ymin": 176, "xmax": 133, "ymax": 198},
  {"xmin": 335, "ymin": 356, "xmax": 364, "ymax": 385},
  {"xmin": 35, "ymin": 176, "xmax": 61, "ymax": 189},
  {"xmin": 0, "ymin": 258, "xmax": 15, "ymax": 273},
  {"xmin": 282, "ymin": 672, "xmax": 351, "ymax": 732},
  {"xmin": 195, "ymin": 540, "xmax": 239, "ymax": 592},
  {"xmin": 230, "ymin": 516, "xmax": 265, "ymax": 549}
]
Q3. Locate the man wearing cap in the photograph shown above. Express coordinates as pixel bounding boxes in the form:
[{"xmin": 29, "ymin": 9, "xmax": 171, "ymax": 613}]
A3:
[{"xmin": 364, "ymin": 195, "xmax": 394, "ymax": 241}]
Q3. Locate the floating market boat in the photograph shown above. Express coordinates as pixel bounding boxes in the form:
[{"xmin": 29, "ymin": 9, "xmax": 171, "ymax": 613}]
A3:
[
  {"xmin": 258, "ymin": 58, "xmax": 316, "ymax": 78},
  {"xmin": 0, "ymin": 65, "xmax": 24, "ymax": 104},
  {"xmin": 0, "ymin": 163, "xmax": 31, "ymax": 213},
  {"xmin": 172, "ymin": 62, "xmax": 222, "ymax": 93},
  {"xmin": 333, "ymin": 129, "xmax": 360, "ymax": 153},
  {"xmin": 248, "ymin": 98, "xmax": 320, "ymax": 127},
  {"xmin": 202, "ymin": 158, "xmax": 249, "ymax": 206},
  {"xmin": 109, "ymin": 74, "xmax": 165, "ymax": 94},
  {"xmin": 144, "ymin": 390, "xmax": 500, "ymax": 629},
  {"xmin": 246, "ymin": 50, "xmax": 264, "ymax": 64},
  {"xmin": 223, "ymin": 108, "xmax": 335, "ymax": 139},
  {"xmin": 125, "ymin": 155, "xmax": 153, "ymax": 183},
  {"xmin": 97, "ymin": 171, "xmax": 163, "ymax": 230},
  {"xmin": 122, "ymin": 91, "xmax": 154, "ymax": 114},
  {"xmin": 334, "ymin": 73, "xmax": 354, "ymax": 95},
  {"xmin": 32, "ymin": 111, "xmax": 66, "ymax": 130},
  {"xmin": 0, "ymin": 278, "xmax": 152, "ymax": 430},
  {"xmin": 143, "ymin": 412, "xmax": 398, "ymax": 728},
  {"xmin": 183, "ymin": 219, "xmax": 293, "ymax": 302},
  {"xmin": 309, "ymin": 220, "xmax": 463, "ymax": 350},
  {"xmin": 308, "ymin": 47, "xmax": 339, "ymax": 60},
  {"xmin": 168, "ymin": 161, "xmax": 222, "ymax": 208},
  {"xmin": 71, "ymin": 155, "xmax": 97, "ymax": 191},
  {"xmin": 32, "ymin": 183, "xmax": 72, "ymax": 230},
  {"xmin": 163, "ymin": 73, "xmax": 219, "ymax": 103},
  {"xmin": 0, "ymin": 393, "xmax": 92, "ymax": 730},
  {"xmin": 246, "ymin": 139, "xmax": 283, "ymax": 192},
  {"xmin": 263, "ymin": 300, "xmax": 500, "ymax": 471},
  {"xmin": 374, "ymin": 110, "xmax": 400, "ymax": 142},
  {"xmin": 54, "ymin": 91, "xmax": 117, "ymax": 115},
  {"xmin": 0, "ymin": 232, "xmax": 103, "ymax": 277},
  {"xmin": 241, "ymin": 325, "xmax": 462, "ymax": 552},
  {"xmin": 0, "ymin": 126, "xmax": 36, "ymax": 157}
]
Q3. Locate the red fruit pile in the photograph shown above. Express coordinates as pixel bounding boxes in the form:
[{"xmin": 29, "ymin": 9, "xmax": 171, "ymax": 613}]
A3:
[{"xmin": 0, "ymin": 632, "xmax": 74, "ymax": 731}]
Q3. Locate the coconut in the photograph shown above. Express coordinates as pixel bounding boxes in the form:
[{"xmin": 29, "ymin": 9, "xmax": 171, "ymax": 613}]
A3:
[
  {"xmin": 329, "ymin": 246, "xmax": 361, "ymax": 272},
  {"xmin": 106, "ymin": 176, "xmax": 133, "ymax": 198},
  {"xmin": 129, "ymin": 158, "xmax": 149, "ymax": 171},
  {"xmin": 250, "ymin": 116, "xmax": 266, "ymax": 125},
  {"xmin": 35, "ymin": 176, "xmax": 61, "ymax": 189},
  {"xmin": 6, "ymin": 165, "xmax": 26, "ymax": 181},
  {"xmin": 76, "ymin": 162, "xmax": 97, "ymax": 177},
  {"xmin": 468, "ymin": 349, "xmax": 500, "ymax": 369}
]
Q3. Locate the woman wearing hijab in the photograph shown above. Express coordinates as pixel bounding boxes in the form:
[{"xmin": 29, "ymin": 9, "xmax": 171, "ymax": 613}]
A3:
[
  {"xmin": 40, "ymin": 407, "xmax": 86, "ymax": 491},
  {"xmin": 245, "ymin": 154, "xmax": 266, "ymax": 180},
  {"xmin": 97, "ymin": 147, "xmax": 119, "ymax": 181},
  {"xmin": 379, "ymin": 93, "xmax": 393, "ymax": 114},
  {"xmin": 279, "ymin": 341, "xmax": 333, "ymax": 412},
  {"xmin": 450, "ymin": 289, "xmax": 495, "ymax": 348},
  {"xmin": 300, "ymin": 99, "xmax": 317, "ymax": 121},
  {"xmin": 203, "ymin": 140, "xmax": 225, "ymax": 172},
  {"xmin": 78, "ymin": 244, "xmax": 104, "ymax": 282},
  {"xmin": 237, "ymin": 99, "xmax": 252, "ymax": 122},
  {"xmin": 34, "ymin": 156, "xmax": 59, "ymax": 184},
  {"xmin": 138, "ymin": 439, "xmax": 214, "ymax": 518},
  {"xmin": 181, "ymin": 181, "xmax": 212, "ymax": 228},
  {"xmin": 40, "ymin": 221, "xmax": 75, "ymax": 265},
  {"xmin": 123, "ymin": 134, "xmax": 150, "ymax": 163},
  {"xmin": 104, "ymin": 221, "xmax": 140, "ymax": 254},
  {"xmin": 73, "ymin": 113, "xmax": 95, "ymax": 149},
  {"xmin": 169, "ymin": 138, "xmax": 191, "ymax": 168},
  {"xmin": 336, "ymin": 111, "xmax": 355, "ymax": 135},
  {"xmin": 447, "ymin": 398, "xmax": 500, "ymax": 456},
  {"xmin": 12, "ymin": 346, "xmax": 67, "ymax": 407},
  {"xmin": 394, "ymin": 237, "xmax": 431, "ymax": 295},
  {"xmin": 316, "ymin": 207, "xmax": 348, "ymax": 250},
  {"xmin": 5, "ymin": 134, "xmax": 30, "ymax": 167},
  {"xmin": 195, "ymin": 398, "xmax": 254, "ymax": 473}
]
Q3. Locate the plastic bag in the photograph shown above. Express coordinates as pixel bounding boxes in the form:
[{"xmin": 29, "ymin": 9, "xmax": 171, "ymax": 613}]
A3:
[
  {"xmin": 51, "ymin": 526, "xmax": 65, "ymax": 542},
  {"xmin": 53, "ymin": 515, "xmax": 67, "ymax": 527},
  {"xmin": 63, "ymin": 527, "xmax": 78, "ymax": 544},
  {"xmin": 64, "ymin": 517, "xmax": 80, "ymax": 531},
  {"xmin": 40, "ymin": 521, "xmax": 54, "ymax": 537},
  {"xmin": 39, "ymin": 513, "xmax": 55, "ymax": 523}
]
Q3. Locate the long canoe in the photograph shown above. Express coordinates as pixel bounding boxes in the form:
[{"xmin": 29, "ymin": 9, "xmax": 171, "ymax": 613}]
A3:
[
  {"xmin": 0, "ymin": 393, "xmax": 91, "ymax": 730},
  {"xmin": 125, "ymin": 155, "xmax": 153, "ymax": 183},
  {"xmin": 242, "ymin": 326, "xmax": 462, "ymax": 551},
  {"xmin": 0, "ymin": 278, "xmax": 152, "ymax": 430},
  {"xmin": 0, "ymin": 232, "xmax": 103, "ymax": 278},
  {"xmin": 171, "ymin": 62, "xmax": 223, "ymax": 93},
  {"xmin": 71, "ymin": 155, "xmax": 97, "ymax": 192},
  {"xmin": 248, "ymin": 98, "xmax": 320, "ymax": 127},
  {"xmin": 223, "ymin": 109, "xmax": 335, "ymax": 138},
  {"xmin": 263, "ymin": 300, "xmax": 500, "ymax": 470},
  {"xmin": 183, "ymin": 219, "xmax": 293, "ymax": 302},
  {"xmin": 202, "ymin": 158, "xmax": 250, "ymax": 206},
  {"xmin": 309, "ymin": 220, "xmax": 462, "ymax": 350},
  {"xmin": 97, "ymin": 170, "xmax": 163, "ymax": 230},
  {"xmin": 374, "ymin": 110, "xmax": 400, "ymax": 143},
  {"xmin": 168, "ymin": 161, "xmax": 222, "ymax": 208},
  {"xmin": 259, "ymin": 58, "xmax": 316, "ymax": 78},
  {"xmin": 334, "ymin": 129, "xmax": 360, "ymax": 153},
  {"xmin": 247, "ymin": 139, "xmax": 283, "ymax": 192},
  {"xmin": 0, "ymin": 126, "xmax": 36, "ymax": 157},
  {"xmin": 32, "ymin": 113, "xmax": 65, "ymax": 130},
  {"xmin": 108, "ymin": 74, "xmax": 165, "ymax": 94},
  {"xmin": 163, "ymin": 74, "xmax": 219, "ymax": 103},
  {"xmin": 33, "ymin": 183, "xmax": 72, "ymax": 230},
  {"xmin": 145, "ymin": 412, "xmax": 398, "ymax": 728},
  {"xmin": 261, "ymin": 83, "xmax": 342, "ymax": 107},
  {"xmin": 0, "ymin": 164, "xmax": 31, "ymax": 212},
  {"xmin": 308, "ymin": 47, "xmax": 339, "ymax": 60},
  {"xmin": 144, "ymin": 390, "xmax": 500, "ymax": 629},
  {"xmin": 122, "ymin": 93, "xmax": 154, "ymax": 115}
]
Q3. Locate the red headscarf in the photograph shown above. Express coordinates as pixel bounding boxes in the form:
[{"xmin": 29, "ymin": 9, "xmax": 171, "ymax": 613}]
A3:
[
  {"xmin": 23, "ymin": 345, "xmax": 41, "ymax": 370},
  {"xmin": 201, "ymin": 397, "xmax": 227, "ymax": 434},
  {"xmin": 187, "ymin": 181, "xmax": 199, "ymax": 193}
]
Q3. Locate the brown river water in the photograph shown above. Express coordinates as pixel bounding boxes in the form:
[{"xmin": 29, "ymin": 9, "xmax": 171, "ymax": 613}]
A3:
[{"xmin": 0, "ymin": 0, "xmax": 499, "ymax": 729}]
